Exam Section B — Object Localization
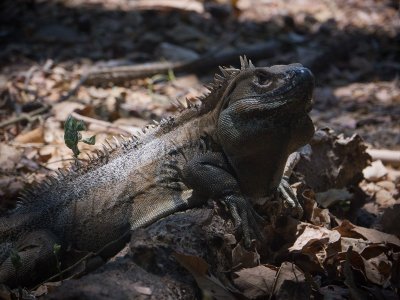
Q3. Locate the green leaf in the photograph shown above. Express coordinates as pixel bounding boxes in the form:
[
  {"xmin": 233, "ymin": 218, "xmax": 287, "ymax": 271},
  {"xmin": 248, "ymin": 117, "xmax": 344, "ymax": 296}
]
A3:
[
  {"xmin": 82, "ymin": 135, "xmax": 96, "ymax": 145},
  {"xmin": 167, "ymin": 68, "xmax": 176, "ymax": 81},
  {"xmin": 64, "ymin": 115, "xmax": 95, "ymax": 157},
  {"xmin": 53, "ymin": 243, "xmax": 61, "ymax": 255},
  {"xmin": 64, "ymin": 115, "xmax": 84, "ymax": 156}
]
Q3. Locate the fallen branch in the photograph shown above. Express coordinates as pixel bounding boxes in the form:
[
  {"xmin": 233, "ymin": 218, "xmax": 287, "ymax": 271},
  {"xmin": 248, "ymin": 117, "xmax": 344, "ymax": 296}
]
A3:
[
  {"xmin": 0, "ymin": 105, "xmax": 50, "ymax": 128},
  {"xmin": 367, "ymin": 148, "xmax": 400, "ymax": 165},
  {"xmin": 70, "ymin": 112, "xmax": 134, "ymax": 136},
  {"xmin": 84, "ymin": 41, "xmax": 280, "ymax": 85}
]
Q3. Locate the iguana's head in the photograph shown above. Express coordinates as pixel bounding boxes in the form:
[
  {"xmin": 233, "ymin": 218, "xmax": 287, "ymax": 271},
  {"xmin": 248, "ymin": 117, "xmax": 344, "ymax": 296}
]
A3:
[
  {"xmin": 215, "ymin": 58, "xmax": 315, "ymax": 158},
  {"xmin": 218, "ymin": 60, "xmax": 314, "ymax": 115},
  {"xmin": 215, "ymin": 59, "xmax": 315, "ymax": 197}
]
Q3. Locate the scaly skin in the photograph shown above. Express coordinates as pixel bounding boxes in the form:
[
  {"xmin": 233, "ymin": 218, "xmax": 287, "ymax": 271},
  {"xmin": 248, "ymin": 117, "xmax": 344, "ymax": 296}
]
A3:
[{"xmin": 0, "ymin": 57, "xmax": 314, "ymax": 287}]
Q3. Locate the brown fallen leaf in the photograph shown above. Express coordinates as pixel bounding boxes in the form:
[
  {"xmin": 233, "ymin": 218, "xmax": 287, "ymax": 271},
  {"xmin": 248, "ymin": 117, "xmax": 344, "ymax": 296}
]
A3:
[
  {"xmin": 0, "ymin": 144, "xmax": 23, "ymax": 172},
  {"xmin": 343, "ymin": 247, "xmax": 370, "ymax": 299},
  {"xmin": 289, "ymin": 223, "xmax": 341, "ymax": 252},
  {"xmin": 273, "ymin": 262, "xmax": 307, "ymax": 295},
  {"xmin": 334, "ymin": 220, "xmax": 400, "ymax": 247},
  {"xmin": 363, "ymin": 160, "xmax": 388, "ymax": 182},
  {"xmin": 340, "ymin": 237, "xmax": 370, "ymax": 253},
  {"xmin": 289, "ymin": 223, "xmax": 340, "ymax": 270},
  {"xmin": 302, "ymin": 189, "xmax": 331, "ymax": 227},
  {"xmin": 233, "ymin": 264, "xmax": 277, "ymax": 299},
  {"xmin": 374, "ymin": 189, "xmax": 396, "ymax": 208},
  {"xmin": 14, "ymin": 126, "xmax": 44, "ymax": 144},
  {"xmin": 362, "ymin": 252, "xmax": 392, "ymax": 286},
  {"xmin": 173, "ymin": 252, "xmax": 236, "ymax": 300},
  {"xmin": 231, "ymin": 242, "xmax": 260, "ymax": 269}
]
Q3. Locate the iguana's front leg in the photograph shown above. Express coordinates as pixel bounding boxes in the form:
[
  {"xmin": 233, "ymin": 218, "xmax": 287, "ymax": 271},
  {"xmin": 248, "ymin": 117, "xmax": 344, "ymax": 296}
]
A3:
[
  {"xmin": 0, "ymin": 230, "xmax": 60, "ymax": 286},
  {"xmin": 182, "ymin": 153, "xmax": 263, "ymax": 247},
  {"xmin": 277, "ymin": 151, "xmax": 304, "ymax": 218}
]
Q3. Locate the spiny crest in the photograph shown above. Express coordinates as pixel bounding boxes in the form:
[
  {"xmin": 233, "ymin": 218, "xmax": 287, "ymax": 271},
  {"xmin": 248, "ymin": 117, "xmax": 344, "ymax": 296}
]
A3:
[
  {"xmin": 17, "ymin": 133, "xmax": 139, "ymax": 203},
  {"xmin": 17, "ymin": 57, "xmax": 256, "ymax": 204},
  {"xmin": 191, "ymin": 56, "xmax": 257, "ymax": 113},
  {"xmin": 240, "ymin": 55, "xmax": 255, "ymax": 70},
  {"xmin": 173, "ymin": 56, "xmax": 254, "ymax": 112},
  {"xmin": 17, "ymin": 115, "xmax": 178, "ymax": 204}
]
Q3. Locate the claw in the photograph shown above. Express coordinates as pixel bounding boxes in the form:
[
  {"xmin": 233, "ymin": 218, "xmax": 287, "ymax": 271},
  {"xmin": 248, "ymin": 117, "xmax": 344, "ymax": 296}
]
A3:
[
  {"xmin": 224, "ymin": 195, "xmax": 265, "ymax": 248},
  {"xmin": 278, "ymin": 177, "xmax": 303, "ymax": 219}
]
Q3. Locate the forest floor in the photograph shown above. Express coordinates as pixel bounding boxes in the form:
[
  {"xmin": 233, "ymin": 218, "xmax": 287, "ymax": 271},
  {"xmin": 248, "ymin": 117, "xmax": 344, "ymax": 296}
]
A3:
[{"xmin": 0, "ymin": 0, "xmax": 399, "ymax": 299}]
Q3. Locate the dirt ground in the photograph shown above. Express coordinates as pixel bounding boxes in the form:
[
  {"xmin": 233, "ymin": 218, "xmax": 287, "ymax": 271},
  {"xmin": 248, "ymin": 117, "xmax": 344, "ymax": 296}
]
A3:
[{"xmin": 0, "ymin": 0, "xmax": 399, "ymax": 299}]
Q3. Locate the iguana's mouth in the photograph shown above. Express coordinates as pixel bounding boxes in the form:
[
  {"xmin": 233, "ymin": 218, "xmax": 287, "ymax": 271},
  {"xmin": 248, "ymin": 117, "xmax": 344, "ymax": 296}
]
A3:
[{"xmin": 287, "ymin": 67, "xmax": 314, "ymax": 113}]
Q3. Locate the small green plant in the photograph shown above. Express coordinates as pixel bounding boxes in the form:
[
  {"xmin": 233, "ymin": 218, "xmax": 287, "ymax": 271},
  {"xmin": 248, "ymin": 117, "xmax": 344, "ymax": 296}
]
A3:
[{"xmin": 64, "ymin": 115, "xmax": 96, "ymax": 158}]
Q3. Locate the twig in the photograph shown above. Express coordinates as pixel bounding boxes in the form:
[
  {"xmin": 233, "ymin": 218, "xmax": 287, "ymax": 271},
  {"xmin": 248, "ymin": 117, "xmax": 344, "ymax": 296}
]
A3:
[
  {"xmin": 0, "ymin": 105, "xmax": 50, "ymax": 128},
  {"xmin": 56, "ymin": 73, "xmax": 89, "ymax": 103},
  {"xmin": 367, "ymin": 148, "xmax": 400, "ymax": 165},
  {"xmin": 70, "ymin": 112, "xmax": 133, "ymax": 136}
]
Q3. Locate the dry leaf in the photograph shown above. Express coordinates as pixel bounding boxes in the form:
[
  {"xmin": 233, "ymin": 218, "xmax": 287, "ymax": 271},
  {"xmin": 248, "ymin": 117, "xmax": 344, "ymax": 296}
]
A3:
[
  {"xmin": 290, "ymin": 223, "xmax": 340, "ymax": 252},
  {"xmin": 52, "ymin": 102, "xmax": 85, "ymax": 121},
  {"xmin": 173, "ymin": 252, "xmax": 235, "ymax": 300},
  {"xmin": 374, "ymin": 189, "xmax": 396, "ymax": 208},
  {"xmin": 289, "ymin": 223, "xmax": 340, "ymax": 269},
  {"xmin": 273, "ymin": 262, "xmax": 306, "ymax": 295},
  {"xmin": 363, "ymin": 160, "xmax": 387, "ymax": 182},
  {"xmin": 340, "ymin": 237, "xmax": 370, "ymax": 253},
  {"xmin": 362, "ymin": 252, "xmax": 392, "ymax": 285},
  {"xmin": 14, "ymin": 126, "xmax": 44, "ymax": 144},
  {"xmin": 334, "ymin": 220, "xmax": 400, "ymax": 247},
  {"xmin": 302, "ymin": 190, "xmax": 331, "ymax": 227},
  {"xmin": 234, "ymin": 265, "xmax": 277, "ymax": 299},
  {"xmin": 376, "ymin": 180, "xmax": 396, "ymax": 193},
  {"xmin": 232, "ymin": 242, "xmax": 260, "ymax": 269},
  {"xmin": 0, "ymin": 144, "xmax": 23, "ymax": 172}
]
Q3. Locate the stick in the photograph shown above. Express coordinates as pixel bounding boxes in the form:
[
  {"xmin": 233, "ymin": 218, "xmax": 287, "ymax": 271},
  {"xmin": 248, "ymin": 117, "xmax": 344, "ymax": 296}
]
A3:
[
  {"xmin": 0, "ymin": 105, "xmax": 50, "ymax": 128},
  {"xmin": 84, "ymin": 41, "xmax": 280, "ymax": 85},
  {"xmin": 367, "ymin": 149, "xmax": 400, "ymax": 165},
  {"xmin": 70, "ymin": 112, "xmax": 134, "ymax": 136}
]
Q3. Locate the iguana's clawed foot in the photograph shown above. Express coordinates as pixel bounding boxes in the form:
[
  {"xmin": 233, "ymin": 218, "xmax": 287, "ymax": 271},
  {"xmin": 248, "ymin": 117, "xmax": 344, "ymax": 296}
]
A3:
[
  {"xmin": 223, "ymin": 195, "xmax": 264, "ymax": 248},
  {"xmin": 278, "ymin": 176, "xmax": 303, "ymax": 219}
]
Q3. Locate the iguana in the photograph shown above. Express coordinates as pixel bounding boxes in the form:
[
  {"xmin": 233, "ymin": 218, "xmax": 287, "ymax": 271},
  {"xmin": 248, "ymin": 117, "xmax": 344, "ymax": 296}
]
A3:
[{"xmin": 0, "ymin": 57, "xmax": 315, "ymax": 287}]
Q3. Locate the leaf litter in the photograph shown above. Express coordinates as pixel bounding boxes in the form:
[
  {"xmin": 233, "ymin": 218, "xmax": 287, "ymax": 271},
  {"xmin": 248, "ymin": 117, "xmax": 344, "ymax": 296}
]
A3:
[{"xmin": 0, "ymin": 0, "xmax": 399, "ymax": 298}]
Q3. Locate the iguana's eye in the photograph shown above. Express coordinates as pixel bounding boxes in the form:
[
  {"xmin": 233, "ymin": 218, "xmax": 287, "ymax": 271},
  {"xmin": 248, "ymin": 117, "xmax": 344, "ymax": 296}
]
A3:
[{"xmin": 256, "ymin": 72, "xmax": 272, "ymax": 86}]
